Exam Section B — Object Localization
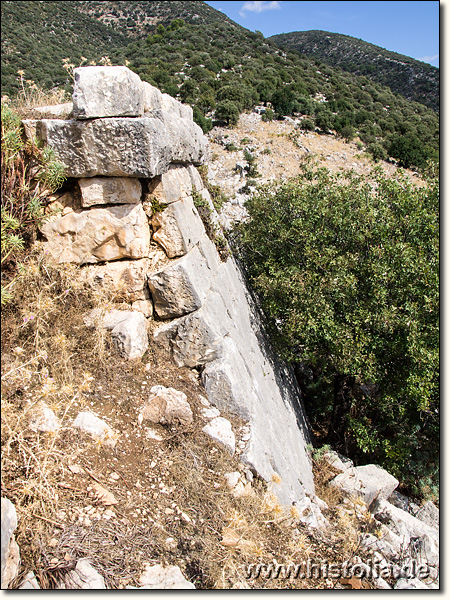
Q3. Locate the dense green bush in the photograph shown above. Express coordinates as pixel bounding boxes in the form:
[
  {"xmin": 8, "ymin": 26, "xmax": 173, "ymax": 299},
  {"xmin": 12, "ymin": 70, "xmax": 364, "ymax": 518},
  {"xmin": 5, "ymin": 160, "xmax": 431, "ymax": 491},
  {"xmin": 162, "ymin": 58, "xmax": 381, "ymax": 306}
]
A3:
[{"xmin": 234, "ymin": 163, "xmax": 439, "ymax": 498}]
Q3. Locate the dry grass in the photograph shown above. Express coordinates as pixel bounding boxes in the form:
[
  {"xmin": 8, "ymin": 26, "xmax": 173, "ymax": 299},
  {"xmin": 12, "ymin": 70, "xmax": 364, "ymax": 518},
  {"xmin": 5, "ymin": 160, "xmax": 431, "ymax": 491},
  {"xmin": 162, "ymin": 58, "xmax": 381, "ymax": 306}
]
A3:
[
  {"xmin": 2, "ymin": 250, "xmax": 382, "ymax": 589},
  {"xmin": 4, "ymin": 74, "xmax": 70, "ymax": 120}
]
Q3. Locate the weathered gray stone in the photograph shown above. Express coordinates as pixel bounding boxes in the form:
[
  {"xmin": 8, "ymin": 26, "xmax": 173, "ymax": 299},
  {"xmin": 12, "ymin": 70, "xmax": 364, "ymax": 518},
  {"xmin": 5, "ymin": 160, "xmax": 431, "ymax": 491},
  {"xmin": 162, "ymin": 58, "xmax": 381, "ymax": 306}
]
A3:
[
  {"xmin": 394, "ymin": 578, "xmax": 429, "ymax": 590},
  {"xmin": 79, "ymin": 259, "xmax": 151, "ymax": 303},
  {"xmin": 388, "ymin": 490, "xmax": 413, "ymax": 513},
  {"xmin": 154, "ymin": 248, "xmax": 315, "ymax": 504},
  {"xmin": 294, "ymin": 496, "xmax": 330, "ymax": 530},
  {"xmin": 157, "ymin": 110, "xmax": 209, "ymax": 166},
  {"xmin": 132, "ymin": 563, "xmax": 195, "ymax": 589},
  {"xmin": 323, "ymin": 450, "xmax": 354, "ymax": 473},
  {"xmin": 73, "ymin": 66, "xmax": 144, "ymax": 119},
  {"xmin": 374, "ymin": 499, "xmax": 439, "ymax": 566},
  {"xmin": 330, "ymin": 465, "xmax": 399, "ymax": 506},
  {"xmin": 72, "ymin": 412, "xmax": 118, "ymax": 447},
  {"xmin": 84, "ymin": 308, "xmax": 135, "ymax": 330},
  {"xmin": 202, "ymin": 417, "xmax": 235, "ymax": 454},
  {"xmin": 60, "ymin": 559, "xmax": 106, "ymax": 589},
  {"xmin": 170, "ymin": 307, "xmax": 224, "ymax": 368},
  {"xmin": 140, "ymin": 385, "xmax": 193, "ymax": 426},
  {"xmin": 31, "ymin": 102, "xmax": 73, "ymax": 119},
  {"xmin": 111, "ymin": 312, "xmax": 149, "ymax": 360},
  {"xmin": 84, "ymin": 309, "xmax": 148, "ymax": 359},
  {"xmin": 414, "ymin": 501, "xmax": 439, "ymax": 530},
  {"xmin": 1, "ymin": 497, "xmax": 19, "ymax": 590},
  {"xmin": 145, "ymin": 165, "xmax": 198, "ymax": 207},
  {"xmin": 79, "ymin": 177, "xmax": 142, "ymax": 207},
  {"xmin": 29, "ymin": 401, "xmax": 61, "ymax": 433},
  {"xmin": 148, "ymin": 237, "xmax": 219, "ymax": 318},
  {"xmin": 41, "ymin": 204, "xmax": 150, "ymax": 264},
  {"xmin": 152, "ymin": 197, "xmax": 205, "ymax": 258},
  {"xmin": 36, "ymin": 117, "xmax": 171, "ymax": 178},
  {"xmin": 359, "ymin": 533, "xmax": 399, "ymax": 561},
  {"xmin": 142, "ymin": 82, "xmax": 193, "ymax": 121}
]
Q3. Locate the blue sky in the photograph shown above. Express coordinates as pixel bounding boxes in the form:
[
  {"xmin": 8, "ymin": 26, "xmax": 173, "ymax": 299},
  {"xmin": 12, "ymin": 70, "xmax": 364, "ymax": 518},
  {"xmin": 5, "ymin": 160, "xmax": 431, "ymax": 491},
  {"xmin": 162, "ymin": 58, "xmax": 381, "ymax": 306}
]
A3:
[{"xmin": 205, "ymin": 1, "xmax": 440, "ymax": 67}]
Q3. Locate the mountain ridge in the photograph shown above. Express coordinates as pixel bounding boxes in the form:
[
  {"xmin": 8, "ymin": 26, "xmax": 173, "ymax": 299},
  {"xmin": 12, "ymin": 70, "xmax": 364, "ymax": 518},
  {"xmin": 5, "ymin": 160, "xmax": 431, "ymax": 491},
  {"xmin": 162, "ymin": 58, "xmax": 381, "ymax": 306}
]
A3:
[
  {"xmin": 269, "ymin": 30, "xmax": 439, "ymax": 112},
  {"xmin": 1, "ymin": 1, "xmax": 439, "ymax": 169}
]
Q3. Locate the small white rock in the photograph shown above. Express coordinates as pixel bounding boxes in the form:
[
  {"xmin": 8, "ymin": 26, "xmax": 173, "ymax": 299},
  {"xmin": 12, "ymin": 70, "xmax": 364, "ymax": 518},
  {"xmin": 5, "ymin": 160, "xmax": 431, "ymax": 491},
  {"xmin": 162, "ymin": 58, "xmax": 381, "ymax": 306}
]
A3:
[{"xmin": 202, "ymin": 417, "xmax": 235, "ymax": 454}]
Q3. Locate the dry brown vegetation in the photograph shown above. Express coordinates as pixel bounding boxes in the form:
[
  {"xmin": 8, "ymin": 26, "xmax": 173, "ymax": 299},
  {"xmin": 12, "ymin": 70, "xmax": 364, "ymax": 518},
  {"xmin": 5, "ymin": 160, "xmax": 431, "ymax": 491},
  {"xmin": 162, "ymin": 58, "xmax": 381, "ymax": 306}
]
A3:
[{"xmin": 1, "ymin": 249, "xmax": 385, "ymax": 589}]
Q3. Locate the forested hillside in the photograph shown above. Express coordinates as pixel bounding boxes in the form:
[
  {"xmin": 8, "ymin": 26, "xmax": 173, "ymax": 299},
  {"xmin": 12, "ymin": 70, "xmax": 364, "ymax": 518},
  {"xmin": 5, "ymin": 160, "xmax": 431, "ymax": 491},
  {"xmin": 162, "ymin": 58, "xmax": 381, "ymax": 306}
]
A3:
[
  {"xmin": 1, "ymin": 1, "xmax": 439, "ymax": 169},
  {"xmin": 269, "ymin": 30, "xmax": 439, "ymax": 112}
]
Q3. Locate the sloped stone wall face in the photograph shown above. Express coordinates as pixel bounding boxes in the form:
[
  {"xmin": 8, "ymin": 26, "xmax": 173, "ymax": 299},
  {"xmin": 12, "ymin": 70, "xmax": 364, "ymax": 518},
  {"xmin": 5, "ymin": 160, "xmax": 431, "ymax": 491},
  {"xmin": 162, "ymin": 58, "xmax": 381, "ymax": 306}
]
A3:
[{"xmin": 35, "ymin": 66, "xmax": 314, "ymax": 504}]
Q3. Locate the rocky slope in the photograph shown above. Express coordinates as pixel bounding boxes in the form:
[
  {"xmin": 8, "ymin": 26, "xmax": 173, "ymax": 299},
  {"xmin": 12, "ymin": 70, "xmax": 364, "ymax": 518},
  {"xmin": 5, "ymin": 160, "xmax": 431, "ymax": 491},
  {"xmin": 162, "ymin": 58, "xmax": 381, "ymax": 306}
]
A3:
[{"xmin": 206, "ymin": 111, "xmax": 423, "ymax": 228}]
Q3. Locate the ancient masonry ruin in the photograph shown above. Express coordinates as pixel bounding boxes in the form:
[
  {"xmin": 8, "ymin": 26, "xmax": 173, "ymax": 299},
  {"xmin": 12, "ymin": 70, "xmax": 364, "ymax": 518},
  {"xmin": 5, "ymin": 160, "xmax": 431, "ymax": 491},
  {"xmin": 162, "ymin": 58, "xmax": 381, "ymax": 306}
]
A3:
[{"xmin": 28, "ymin": 66, "xmax": 315, "ymax": 505}]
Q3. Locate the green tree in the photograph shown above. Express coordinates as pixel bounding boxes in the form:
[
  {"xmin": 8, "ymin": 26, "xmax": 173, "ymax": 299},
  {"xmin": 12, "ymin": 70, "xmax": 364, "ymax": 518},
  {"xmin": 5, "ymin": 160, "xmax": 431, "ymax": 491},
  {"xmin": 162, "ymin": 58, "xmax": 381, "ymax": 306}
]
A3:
[
  {"xmin": 389, "ymin": 133, "xmax": 430, "ymax": 169},
  {"xmin": 235, "ymin": 164, "xmax": 439, "ymax": 495},
  {"xmin": 341, "ymin": 125, "xmax": 355, "ymax": 142},
  {"xmin": 271, "ymin": 87, "xmax": 296, "ymax": 116},
  {"xmin": 214, "ymin": 100, "xmax": 239, "ymax": 126}
]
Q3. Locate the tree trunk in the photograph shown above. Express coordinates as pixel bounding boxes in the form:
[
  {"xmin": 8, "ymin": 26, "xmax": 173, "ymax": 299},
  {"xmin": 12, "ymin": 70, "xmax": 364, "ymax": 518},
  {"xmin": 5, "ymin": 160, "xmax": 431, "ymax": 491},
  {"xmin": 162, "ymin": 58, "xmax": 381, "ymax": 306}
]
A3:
[{"xmin": 326, "ymin": 374, "xmax": 355, "ymax": 453}]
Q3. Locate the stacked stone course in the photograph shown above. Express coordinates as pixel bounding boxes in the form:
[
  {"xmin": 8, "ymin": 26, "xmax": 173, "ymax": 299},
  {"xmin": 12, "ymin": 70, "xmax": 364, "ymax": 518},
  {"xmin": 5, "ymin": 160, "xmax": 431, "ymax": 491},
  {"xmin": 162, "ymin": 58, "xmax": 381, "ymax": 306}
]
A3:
[{"xmin": 33, "ymin": 66, "xmax": 314, "ymax": 505}]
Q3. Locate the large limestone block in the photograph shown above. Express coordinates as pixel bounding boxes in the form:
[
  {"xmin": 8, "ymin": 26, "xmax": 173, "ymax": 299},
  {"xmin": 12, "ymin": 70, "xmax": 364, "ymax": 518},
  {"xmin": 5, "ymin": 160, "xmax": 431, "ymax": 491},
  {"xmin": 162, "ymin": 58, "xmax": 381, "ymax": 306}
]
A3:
[
  {"xmin": 152, "ymin": 197, "xmax": 205, "ymax": 258},
  {"xmin": 148, "ymin": 237, "xmax": 219, "ymax": 318},
  {"xmin": 36, "ymin": 117, "xmax": 171, "ymax": 178},
  {"xmin": 79, "ymin": 258, "xmax": 151, "ymax": 303},
  {"xmin": 146, "ymin": 164, "xmax": 203, "ymax": 208},
  {"xmin": 330, "ymin": 465, "xmax": 399, "ymax": 506},
  {"xmin": 79, "ymin": 177, "xmax": 142, "ymax": 207},
  {"xmin": 30, "ymin": 102, "xmax": 73, "ymax": 119},
  {"xmin": 202, "ymin": 339, "xmax": 253, "ymax": 420},
  {"xmin": 374, "ymin": 499, "xmax": 439, "ymax": 566},
  {"xmin": 72, "ymin": 66, "xmax": 144, "ymax": 119},
  {"xmin": 142, "ymin": 82, "xmax": 193, "ymax": 120},
  {"xmin": 41, "ymin": 204, "xmax": 150, "ymax": 264},
  {"xmin": 157, "ymin": 110, "xmax": 209, "ymax": 166},
  {"xmin": 170, "ymin": 307, "xmax": 225, "ymax": 367}
]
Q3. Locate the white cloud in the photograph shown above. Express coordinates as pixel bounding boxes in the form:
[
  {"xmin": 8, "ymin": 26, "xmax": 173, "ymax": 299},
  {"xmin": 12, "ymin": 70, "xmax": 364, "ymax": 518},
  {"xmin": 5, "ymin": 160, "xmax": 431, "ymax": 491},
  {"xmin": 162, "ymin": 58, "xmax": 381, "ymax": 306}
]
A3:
[
  {"xmin": 239, "ymin": 1, "xmax": 281, "ymax": 18},
  {"xmin": 418, "ymin": 54, "xmax": 439, "ymax": 63}
]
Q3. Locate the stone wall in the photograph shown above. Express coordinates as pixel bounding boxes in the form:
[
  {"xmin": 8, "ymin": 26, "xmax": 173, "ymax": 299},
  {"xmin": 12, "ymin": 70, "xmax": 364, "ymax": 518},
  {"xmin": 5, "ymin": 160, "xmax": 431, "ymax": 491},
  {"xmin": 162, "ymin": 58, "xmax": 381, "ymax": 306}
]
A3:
[{"xmin": 33, "ymin": 66, "xmax": 314, "ymax": 505}]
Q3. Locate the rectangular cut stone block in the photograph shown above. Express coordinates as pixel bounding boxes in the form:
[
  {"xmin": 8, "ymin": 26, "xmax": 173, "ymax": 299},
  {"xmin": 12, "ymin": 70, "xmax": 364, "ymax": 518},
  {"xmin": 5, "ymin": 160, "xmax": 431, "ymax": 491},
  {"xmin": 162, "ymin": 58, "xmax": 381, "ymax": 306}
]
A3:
[
  {"xmin": 79, "ymin": 177, "xmax": 142, "ymax": 207},
  {"xmin": 73, "ymin": 66, "xmax": 144, "ymax": 119},
  {"xmin": 31, "ymin": 102, "xmax": 73, "ymax": 119},
  {"xmin": 331, "ymin": 465, "xmax": 399, "ymax": 506},
  {"xmin": 152, "ymin": 197, "xmax": 205, "ymax": 258},
  {"xmin": 146, "ymin": 164, "xmax": 202, "ymax": 207},
  {"xmin": 36, "ymin": 117, "xmax": 171, "ymax": 178},
  {"xmin": 157, "ymin": 110, "xmax": 209, "ymax": 166},
  {"xmin": 148, "ymin": 238, "xmax": 219, "ymax": 318},
  {"xmin": 78, "ymin": 258, "xmax": 151, "ymax": 302},
  {"xmin": 41, "ymin": 204, "xmax": 150, "ymax": 264},
  {"xmin": 142, "ymin": 82, "xmax": 193, "ymax": 120}
]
